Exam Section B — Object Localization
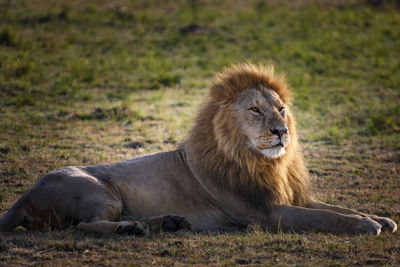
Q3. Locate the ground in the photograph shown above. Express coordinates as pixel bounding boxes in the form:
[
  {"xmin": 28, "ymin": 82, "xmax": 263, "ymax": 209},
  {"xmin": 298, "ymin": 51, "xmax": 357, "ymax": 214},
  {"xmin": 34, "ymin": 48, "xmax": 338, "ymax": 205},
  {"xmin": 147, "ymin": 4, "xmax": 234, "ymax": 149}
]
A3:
[{"xmin": 0, "ymin": 0, "xmax": 399, "ymax": 265}]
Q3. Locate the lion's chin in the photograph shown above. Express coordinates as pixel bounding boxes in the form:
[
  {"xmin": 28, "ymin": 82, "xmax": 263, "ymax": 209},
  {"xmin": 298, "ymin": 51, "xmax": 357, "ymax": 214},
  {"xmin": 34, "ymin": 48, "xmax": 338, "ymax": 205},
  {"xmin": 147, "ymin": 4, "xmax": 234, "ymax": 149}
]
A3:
[{"xmin": 260, "ymin": 146, "xmax": 286, "ymax": 159}]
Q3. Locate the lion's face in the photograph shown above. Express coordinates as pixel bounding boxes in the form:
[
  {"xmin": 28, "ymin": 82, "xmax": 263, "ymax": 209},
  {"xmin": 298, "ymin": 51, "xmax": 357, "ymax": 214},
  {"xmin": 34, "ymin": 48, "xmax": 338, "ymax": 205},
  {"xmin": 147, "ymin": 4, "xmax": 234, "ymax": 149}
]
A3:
[{"xmin": 235, "ymin": 87, "xmax": 290, "ymax": 159}]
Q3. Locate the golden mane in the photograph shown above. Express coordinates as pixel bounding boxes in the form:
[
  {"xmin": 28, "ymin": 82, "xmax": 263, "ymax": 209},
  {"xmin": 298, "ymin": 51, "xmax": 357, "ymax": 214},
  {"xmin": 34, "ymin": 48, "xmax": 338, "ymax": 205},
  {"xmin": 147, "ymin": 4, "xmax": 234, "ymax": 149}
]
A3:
[
  {"xmin": 210, "ymin": 63, "xmax": 292, "ymax": 105},
  {"xmin": 185, "ymin": 63, "xmax": 311, "ymax": 211}
]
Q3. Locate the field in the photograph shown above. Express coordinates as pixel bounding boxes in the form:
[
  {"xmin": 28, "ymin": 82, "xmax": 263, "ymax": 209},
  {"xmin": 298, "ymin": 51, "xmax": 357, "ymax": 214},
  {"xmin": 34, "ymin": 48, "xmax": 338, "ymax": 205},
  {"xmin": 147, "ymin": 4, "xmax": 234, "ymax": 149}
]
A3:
[{"xmin": 1, "ymin": 0, "xmax": 399, "ymax": 265}]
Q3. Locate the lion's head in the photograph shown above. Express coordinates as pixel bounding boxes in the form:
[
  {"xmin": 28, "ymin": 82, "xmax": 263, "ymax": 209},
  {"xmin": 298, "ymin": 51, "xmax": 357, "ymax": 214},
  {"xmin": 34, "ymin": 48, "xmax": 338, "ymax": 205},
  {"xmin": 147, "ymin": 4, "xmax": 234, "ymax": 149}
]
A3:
[
  {"xmin": 185, "ymin": 63, "xmax": 310, "ymax": 210},
  {"xmin": 235, "ymin": 87, "xmax": 290, "ymax": 159},
  {"xmin": 215, "ymin": 85, "xmax": 291, "ymax": 160}
]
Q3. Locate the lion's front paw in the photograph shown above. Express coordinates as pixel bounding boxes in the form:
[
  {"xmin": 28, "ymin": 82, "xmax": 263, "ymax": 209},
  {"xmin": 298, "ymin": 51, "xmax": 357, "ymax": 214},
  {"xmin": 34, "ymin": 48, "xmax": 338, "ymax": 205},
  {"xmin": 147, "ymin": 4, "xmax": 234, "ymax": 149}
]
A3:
[
  {"xmin": 161, "ymin": 215, "xmax": 191, "ymax": 232},
  {"xmin": 354, "ymin": 217, "xmax": 382, "ymax": 235},
  {"xmin": 116, "ymin": 221, "xmax": 149, "ymax": 235},
  {"xmin": 370, "ymin": 216, "xmax": 397, "ymax": 233}
]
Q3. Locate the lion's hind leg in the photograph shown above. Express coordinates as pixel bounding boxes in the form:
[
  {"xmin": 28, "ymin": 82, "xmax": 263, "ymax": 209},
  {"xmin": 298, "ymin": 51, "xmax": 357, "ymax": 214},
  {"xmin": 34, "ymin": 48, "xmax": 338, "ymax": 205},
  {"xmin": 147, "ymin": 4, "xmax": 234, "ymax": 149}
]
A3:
[{"xmin": 0, "ymin": 168, "xmax": 125, "ymax": 232}]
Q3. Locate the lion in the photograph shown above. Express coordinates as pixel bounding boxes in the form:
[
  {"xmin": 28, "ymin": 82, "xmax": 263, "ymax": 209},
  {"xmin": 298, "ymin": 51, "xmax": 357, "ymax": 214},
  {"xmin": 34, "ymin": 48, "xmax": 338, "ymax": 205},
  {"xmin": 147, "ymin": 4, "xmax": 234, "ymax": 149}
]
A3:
[{"xmin": 0, "ymin": 63, "xmax": 397, "ymax": 235}]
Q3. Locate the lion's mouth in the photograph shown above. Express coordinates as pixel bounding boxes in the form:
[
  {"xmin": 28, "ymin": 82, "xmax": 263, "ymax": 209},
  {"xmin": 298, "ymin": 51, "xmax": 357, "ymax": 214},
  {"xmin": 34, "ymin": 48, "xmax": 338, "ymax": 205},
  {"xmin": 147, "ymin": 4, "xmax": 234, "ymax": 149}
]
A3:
[
  {"xmin": 254, "ymin": 135, "xmax": 287, "ymax": 150},
  {"xmin": 267, "ymin": 140, "xmax": 285, "ymax": 149},
  {"xmin": 252, "ymin": 141, "xmax": 284, "ymax": 151},
  {"xmin": 271, "ymin": 141, "xmax": 284, "ymax": 148},
  {"xmin": 249, "ymin": 138, "xmax": 287, "ymax": 157}
]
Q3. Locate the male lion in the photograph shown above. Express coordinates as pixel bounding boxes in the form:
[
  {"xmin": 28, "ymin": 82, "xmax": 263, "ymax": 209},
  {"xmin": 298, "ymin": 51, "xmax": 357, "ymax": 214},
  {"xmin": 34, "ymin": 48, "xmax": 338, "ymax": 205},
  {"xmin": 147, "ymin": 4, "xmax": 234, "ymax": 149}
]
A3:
[{"xmin": 0, "ymin": 63, "xmax": 397, "ymax": 235}]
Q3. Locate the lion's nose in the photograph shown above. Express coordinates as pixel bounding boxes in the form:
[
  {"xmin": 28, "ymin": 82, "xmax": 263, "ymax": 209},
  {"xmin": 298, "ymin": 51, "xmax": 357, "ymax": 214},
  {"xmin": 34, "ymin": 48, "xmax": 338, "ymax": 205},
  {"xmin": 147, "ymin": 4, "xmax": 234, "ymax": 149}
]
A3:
[{"xmin": 270, "ymin": 127, "xmax": 287, "ymax": 138}]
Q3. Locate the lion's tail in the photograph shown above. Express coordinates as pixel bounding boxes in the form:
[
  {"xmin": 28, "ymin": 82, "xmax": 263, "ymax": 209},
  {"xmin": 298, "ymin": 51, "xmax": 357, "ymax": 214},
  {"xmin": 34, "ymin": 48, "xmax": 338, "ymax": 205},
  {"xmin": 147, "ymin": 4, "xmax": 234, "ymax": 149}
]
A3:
[{"xmin": 0, "ymin": 197, "xmax": 26, "ymax": 232}]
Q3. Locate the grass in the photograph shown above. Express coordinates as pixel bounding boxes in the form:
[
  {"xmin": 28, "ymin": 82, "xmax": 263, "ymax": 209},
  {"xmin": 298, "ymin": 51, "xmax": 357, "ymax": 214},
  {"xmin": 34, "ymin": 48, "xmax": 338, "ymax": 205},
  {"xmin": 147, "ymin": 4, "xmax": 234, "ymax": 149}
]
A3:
[{"xmin": 1, "ymin": 0, "xmax": 399, "ymax": 265}]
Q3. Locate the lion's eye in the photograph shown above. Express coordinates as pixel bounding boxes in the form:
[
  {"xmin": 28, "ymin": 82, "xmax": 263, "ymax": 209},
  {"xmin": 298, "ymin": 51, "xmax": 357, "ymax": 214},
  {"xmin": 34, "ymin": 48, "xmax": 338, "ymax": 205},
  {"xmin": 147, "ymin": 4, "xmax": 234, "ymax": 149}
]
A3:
[
  {"xmin": 279, "ymin": 107, "xmax": 285, "ymax": 117},
  {"xmin": 249, "ymin": 107, "xmax": 261, "ymax": 114}
]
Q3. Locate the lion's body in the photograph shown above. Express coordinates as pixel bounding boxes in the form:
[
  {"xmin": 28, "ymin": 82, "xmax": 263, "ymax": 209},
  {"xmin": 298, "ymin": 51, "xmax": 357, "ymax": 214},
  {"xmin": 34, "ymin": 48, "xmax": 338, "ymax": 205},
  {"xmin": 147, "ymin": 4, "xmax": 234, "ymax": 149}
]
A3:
[
  {"xmin": 0, "ymin": 148, "xmax": 280, "ymax": 232},
  {"xmin": 0, "ymin": 150, "xmax": 243, "ymax": 231},
  {"xmin": 0, "ymin": 63, "xmax": 396, "ymax": 235}
]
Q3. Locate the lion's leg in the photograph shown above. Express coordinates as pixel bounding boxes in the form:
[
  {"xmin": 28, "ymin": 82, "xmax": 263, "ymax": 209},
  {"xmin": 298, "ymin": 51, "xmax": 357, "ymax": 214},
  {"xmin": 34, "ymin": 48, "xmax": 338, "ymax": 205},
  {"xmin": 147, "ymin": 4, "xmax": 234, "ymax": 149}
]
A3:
[
  {"xmin": 144, "ymin": 215, "xmax": 191, "ymax": 232},
  {"xmin": 77, "ymin": 215, "xmax": 191, "ymax": 235},
  {"xmin": 122, "ymin": 215, "xmax": 191, "ymax": 232},
  {"xmin": 306, "ymin": 201, "xmax": 397, "ymax": 233},
  {"xmin": 267, "ymin": 205, "xmax": 382, "ymax": 235},
  {"xmin": 0, "ymin": 168, "xmax": 125, "ymax": 232},
  {"xmin": 77, "ymin": 220, "xmax": 149, "ymax": 235}
]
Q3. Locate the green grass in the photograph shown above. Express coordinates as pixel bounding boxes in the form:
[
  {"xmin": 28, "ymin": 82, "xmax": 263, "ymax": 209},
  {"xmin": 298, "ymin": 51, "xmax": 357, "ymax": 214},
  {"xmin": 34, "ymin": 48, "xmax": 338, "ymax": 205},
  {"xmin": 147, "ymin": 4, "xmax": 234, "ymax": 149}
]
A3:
[{"xmin": 1, "ymin": 0, "xmax": 399, "ymax": 265}]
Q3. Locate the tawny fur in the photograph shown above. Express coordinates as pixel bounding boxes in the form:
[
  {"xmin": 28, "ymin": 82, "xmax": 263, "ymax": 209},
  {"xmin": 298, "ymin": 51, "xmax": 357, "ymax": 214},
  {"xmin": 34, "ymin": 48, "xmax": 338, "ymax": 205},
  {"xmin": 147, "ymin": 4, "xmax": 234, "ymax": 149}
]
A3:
[{"xmin": 185, "ymin": 63, "xmax": 310, "ymax": 211}]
